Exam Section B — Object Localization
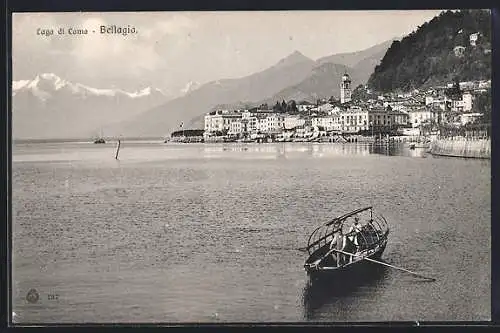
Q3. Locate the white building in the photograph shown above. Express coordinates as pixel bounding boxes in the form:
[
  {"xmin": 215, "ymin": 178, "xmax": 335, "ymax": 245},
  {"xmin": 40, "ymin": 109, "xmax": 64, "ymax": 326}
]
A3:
[
  {"xmin": 425, "ymin": 95, "xmax": 450, "ymax": 111},
  {"xmin": 460, "ymin": 112, "xmax": 482, "ymax": 125},
  {"xmin": 311, "ymin": 116, "xmax": 337, "ymax": 131},
  {"xmin": 338, "ymin": 108, "xmax": 369, "ymax": 133},
  {"xmin": 204, "ymin": 110, "xmax": 242, "ymax": 133},
  {"xmin": 337, "ymin": 107, "xmax": 409, "ymax": 133},
  {"xmin": 408, "ymin": 108, "xmax": 438, "ymax": 128},
  {"xmin": 256, "ymin": 115, "xmax": 268, "ymax": 133},
  {"xmin": 241, "ymin": 111, "xmax": 258, "ymax": 132},
  {"xmin": 318, "ymin": 103, "xmax": 334, "ymax": 112},
  {"xmin": 450, "ymin": 92, "xmax": 473, "ymax": 112},
  {"xmin": 329, "ymin": 106, "xmax": 342, "ymax": 114},
  {"xmin": 229, "ymin": 120, "xmax": 243, "ymax": 135},
  {"xmin": 284, "ymin": 115, "xmax": 306, "ymax": 130},
  {"xmin": 469, "ymin": 33, "xmax": 479, "ymax": 46},
  {"xmin": 453, "ymin": 45, "xmax": 466, "ymax": 57},
  {"xmin": 265, "ymin": 114, "xmax": 285, "ymax": 133}
]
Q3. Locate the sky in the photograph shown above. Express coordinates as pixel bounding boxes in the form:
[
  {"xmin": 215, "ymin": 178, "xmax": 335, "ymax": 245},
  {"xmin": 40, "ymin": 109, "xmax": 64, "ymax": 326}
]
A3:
[{"xmin": 12, "ymin": 10, "xmax": 444, "ymax": 95}]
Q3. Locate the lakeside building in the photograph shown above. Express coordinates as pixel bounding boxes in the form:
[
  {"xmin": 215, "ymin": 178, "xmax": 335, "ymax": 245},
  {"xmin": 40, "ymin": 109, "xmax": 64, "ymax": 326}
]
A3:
[
  {"xmin": 311, "ymin": 115, "xmax": 338, "ymax": 131},
  {"xmin": 202, "ymin": 74, "xmax": 488, "ymax": 139},
  {"xmin": 460, "ymin": 112, "xmax": 483, "ymax": 126},
  {"xmin": 204, "ymin": 105, "xmax": 410, "ymax": 137},
  {"xmin": 451, "ymin": 92, "xmax": 473, "ymax": 112},
  {"xmin": 408, "ymin": 107, "xmax": 441, "ymax": 128},
  {"xmin": 204, "ymin": 110, "xmax": 242, "ymax": 133},
  {"xmin": 339, "ymin": 107, "xmax": 409, "ymax": 133},
  {"xmin": 284, "ymin": 115, "xmax": 306, "ymax": 130}
]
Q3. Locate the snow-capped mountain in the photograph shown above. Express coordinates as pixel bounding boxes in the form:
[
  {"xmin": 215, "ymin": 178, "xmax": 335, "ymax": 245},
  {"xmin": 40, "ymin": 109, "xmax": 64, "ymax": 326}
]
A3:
[
  {"xmin": 12, "ymin": 73, "xmax": 168, "ymax": 101},
  {"xmin": 12, "ymin": 73, "xmax": 172, "ymax": 139},
  {"xmin": 180, "ymin": 81, "xmax": 201, "ymax": 95}
]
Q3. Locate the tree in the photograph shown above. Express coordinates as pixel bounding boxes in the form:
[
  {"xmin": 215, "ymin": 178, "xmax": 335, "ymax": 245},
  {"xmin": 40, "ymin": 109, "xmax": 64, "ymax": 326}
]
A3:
[
  {"xmin": 286, "ymin": 100, "xmax": 298, "ymax": 113},
  {"xmin": 273, "ymin": 101, "xmax": 283, "ymax": 113},
  {"xmin": 473, "ymin": 90, "xmax": 491, "ymax": 123}
]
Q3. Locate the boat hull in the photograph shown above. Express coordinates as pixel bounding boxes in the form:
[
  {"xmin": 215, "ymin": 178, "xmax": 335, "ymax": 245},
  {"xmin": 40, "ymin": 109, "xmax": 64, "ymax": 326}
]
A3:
[{"xmin": 305, "ymin": 241, "xmax": 387, "ymax": 277}]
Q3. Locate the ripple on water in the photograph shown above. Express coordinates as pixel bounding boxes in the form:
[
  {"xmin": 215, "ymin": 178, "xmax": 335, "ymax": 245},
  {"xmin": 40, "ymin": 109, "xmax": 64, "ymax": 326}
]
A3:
[{"xmin": 12, "ymin": 143, "xmax": 490, "ymax": 322}]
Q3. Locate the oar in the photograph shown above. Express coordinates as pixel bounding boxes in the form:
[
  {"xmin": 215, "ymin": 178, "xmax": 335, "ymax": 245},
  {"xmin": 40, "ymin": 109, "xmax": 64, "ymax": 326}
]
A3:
[{"xmin": 331, "ymin": 248, "xmax": 436, "ymax": 282}]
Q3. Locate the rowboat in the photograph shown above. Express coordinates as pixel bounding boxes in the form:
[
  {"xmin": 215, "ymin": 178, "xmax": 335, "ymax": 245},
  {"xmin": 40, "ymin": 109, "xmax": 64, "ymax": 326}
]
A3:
[{"xmin": 303, "ymin": 206, "xmax": 389, "ymax": 275}]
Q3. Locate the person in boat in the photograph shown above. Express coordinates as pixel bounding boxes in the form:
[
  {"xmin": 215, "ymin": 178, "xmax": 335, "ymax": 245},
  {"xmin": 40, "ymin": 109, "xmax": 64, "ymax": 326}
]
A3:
[
  {"xmin": 329, "ymin": 231, "xmax": 356, "ymax": 266},
  {"xmin": 329, "ymin": 232, "xmax": 343, "ymax": 267},
  {"xmin": 348, "ymin": 216, "xmax": 363, "ymax": 255}
]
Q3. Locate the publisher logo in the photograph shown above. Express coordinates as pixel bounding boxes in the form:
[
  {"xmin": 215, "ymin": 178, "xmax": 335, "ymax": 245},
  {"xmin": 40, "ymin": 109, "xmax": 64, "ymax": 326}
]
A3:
[{"xmin": 26, "ymin": 288, "xmax": 39, "ymax": 304}]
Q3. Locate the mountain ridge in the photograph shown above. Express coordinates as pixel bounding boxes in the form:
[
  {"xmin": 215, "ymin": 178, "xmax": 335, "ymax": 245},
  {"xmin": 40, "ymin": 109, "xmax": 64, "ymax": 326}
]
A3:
[
  {"xmin": 12, "ymin": 73, "xmax": 172, "ymax": 139},
  {"xmin": 13, "ymin": 73, "xmax": 170, "ymax": 100}
]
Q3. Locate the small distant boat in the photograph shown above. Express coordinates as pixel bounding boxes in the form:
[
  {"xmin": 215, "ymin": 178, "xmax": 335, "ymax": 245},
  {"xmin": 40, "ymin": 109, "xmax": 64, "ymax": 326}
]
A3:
[
  {"xmin": 408, "ymin": 143, "xmax": 430, "ymax": 149},
  {"xmin": 94, "ymin": 128, "xmax": 106, "ymax": 144},
  {"xmin": 303, "ymin": 206, "xmax": 389, "ymax": 275}
]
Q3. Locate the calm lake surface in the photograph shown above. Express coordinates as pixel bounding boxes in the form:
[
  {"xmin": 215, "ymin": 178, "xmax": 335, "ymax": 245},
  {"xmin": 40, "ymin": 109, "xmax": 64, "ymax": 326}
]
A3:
[{"xmin": 11, "ymin": 142, "xmax": 491, "ymax": 323}]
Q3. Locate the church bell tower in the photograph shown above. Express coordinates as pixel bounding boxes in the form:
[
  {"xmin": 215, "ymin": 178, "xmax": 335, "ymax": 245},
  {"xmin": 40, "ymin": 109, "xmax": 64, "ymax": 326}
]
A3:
[{"xmin": 340, "ymin": 73, "xmax": 352, "ymax": 104}]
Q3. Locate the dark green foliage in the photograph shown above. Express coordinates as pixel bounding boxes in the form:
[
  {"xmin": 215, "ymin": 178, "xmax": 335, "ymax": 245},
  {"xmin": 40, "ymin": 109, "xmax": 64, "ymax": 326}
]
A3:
[
  {"xmin": 473, "ymin": 89, "xmax": 491, "ymax": 123},
  {"xmin": 367, "ymin": 10, "xmax": 491, "ymax": 93},
  {"xmin": 272, "ymin": 99, "xmax": 298, "ymax": 113},
  {"xmin": 445, "ymin": 79, "xmax": 462, "ymax": 99},
  {"xmin": 352, "ymin": 84, "xmax": 376, "ymax": 101}
]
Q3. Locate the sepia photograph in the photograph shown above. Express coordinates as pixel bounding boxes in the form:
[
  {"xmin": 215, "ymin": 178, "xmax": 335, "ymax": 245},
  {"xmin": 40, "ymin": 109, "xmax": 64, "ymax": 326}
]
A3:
[{"xmin": 10, "ymin": 9, "xmax": 491, "ymax": 323}]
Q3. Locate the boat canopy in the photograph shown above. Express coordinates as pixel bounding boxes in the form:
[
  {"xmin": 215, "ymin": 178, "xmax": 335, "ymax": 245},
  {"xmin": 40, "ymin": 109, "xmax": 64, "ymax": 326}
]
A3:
[{"xmin": 305, "ymin": 206, "xmax": 389, "ymax": 255}]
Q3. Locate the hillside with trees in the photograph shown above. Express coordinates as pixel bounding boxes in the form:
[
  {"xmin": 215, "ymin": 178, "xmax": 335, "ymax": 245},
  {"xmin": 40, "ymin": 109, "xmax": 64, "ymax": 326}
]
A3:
[{"xmin": 367, "ymin": 9, "xmax": 491, "ymax": 93}]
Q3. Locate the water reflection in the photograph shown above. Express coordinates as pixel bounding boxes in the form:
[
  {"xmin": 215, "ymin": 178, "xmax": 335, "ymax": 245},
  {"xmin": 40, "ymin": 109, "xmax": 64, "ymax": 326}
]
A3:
[
  {"xmin": 201, "ymin": 143, "xmax": 429, "ymax": 159},
  {"xmin": 302, "ymin": 262, "xmax": 388, "ymax": 321}
]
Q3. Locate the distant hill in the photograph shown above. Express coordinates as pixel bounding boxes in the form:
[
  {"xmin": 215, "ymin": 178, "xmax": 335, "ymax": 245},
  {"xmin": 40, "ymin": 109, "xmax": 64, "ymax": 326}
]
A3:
[
  {"xmin": 367, "ymin": 9, "xmax": 491, "ymax": 93},
  {"xmin": 209, "ymin": 46, "xmax": 386, "ymax": 116},
  {"xmin": 185, "ymin": 42, "xmax": 394, "ymax": 130},
  {"xmin": 259, "ymin": 62, "xmax": 360, "ymax": 104},
  {"xmin": 102, "ymin": 51, "xmax": 318, "ymax": 137},
  {"xmin": 317, "ymin": 39, "xmax": 395, "ymax": 68}
]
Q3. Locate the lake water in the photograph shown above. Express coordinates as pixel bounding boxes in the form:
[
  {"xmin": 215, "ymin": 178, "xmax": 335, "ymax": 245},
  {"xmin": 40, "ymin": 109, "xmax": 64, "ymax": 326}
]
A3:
[{"xmin": 11, "ymin": 142, "xmax": 491, "ymax": 323}]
